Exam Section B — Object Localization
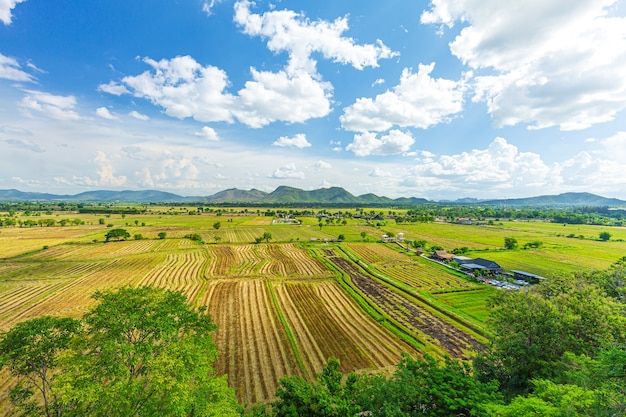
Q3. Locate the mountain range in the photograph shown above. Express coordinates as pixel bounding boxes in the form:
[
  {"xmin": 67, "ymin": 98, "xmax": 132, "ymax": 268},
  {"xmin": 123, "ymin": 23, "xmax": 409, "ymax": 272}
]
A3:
[{"xmin": 0, "ymin": 187, "xmax": 625, "ymax": 207}]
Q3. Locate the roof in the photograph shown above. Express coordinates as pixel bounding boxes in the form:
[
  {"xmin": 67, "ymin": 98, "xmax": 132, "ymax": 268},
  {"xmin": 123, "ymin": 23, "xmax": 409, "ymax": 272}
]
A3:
[
  {"xmin": 512, "ymin": 270, "xmax": 547, "ymax": 280},
  {"xmin": 472, "ymin": 258, "xmax": 503, "ymax": 270}
]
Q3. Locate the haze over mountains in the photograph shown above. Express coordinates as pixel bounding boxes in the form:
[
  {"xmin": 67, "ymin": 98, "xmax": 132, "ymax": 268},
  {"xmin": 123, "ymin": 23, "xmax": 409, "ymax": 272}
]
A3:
[{"xmin": 1, "ymin": 187, "xmax": 625, "ymax": 207}]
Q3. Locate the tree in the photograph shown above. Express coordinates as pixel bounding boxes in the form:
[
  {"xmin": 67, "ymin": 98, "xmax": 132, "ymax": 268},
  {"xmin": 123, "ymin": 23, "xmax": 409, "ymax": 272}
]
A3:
[
  {"xmin": 158, "ymin": 231, "xmax": 167, "ymax": 239},
  {"xmin": 57, "ymin": 287, "xmax": 240, "ymax": 416},
  {"xmin": 262, "ymin": 232, "xmax": 272, "ymax": 243},
  {"xmin": 213, "ymin": 221, "xmax": 221, "ymax": 230},
  {"xmin": 337, "ymin": 234, "xmax": 345, "ymax": 241},
  {"xmin": 0, "ymin": 316, "xmax": 80, "ymax": 417},
  {"xmin": 360, "ymin": 231, "xmax": 367, "ymax": 241},
  {"xmin": 104, "ymin": 228, "xmax": 130, "ymax": 242},
  {"xmin": 504, "ymin": 237, "xmax": 518, "ymax": 250},
  {"xmin": 599, "ymin": 231, "xmax": 611, "ymax": 241}
]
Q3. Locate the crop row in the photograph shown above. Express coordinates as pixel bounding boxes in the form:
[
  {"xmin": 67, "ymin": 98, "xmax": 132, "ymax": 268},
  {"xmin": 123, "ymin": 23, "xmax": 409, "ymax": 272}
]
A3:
[
  {"xmin": 327, "ymin": 251, "xmax": 481, "ymax": 358},
  {"xmin": 204, "ymin": 244, "xmax": 331, "ymax": 279},
  {"xmin": 346, "ymin": 243, "xmax": 477, "ymax": 291}
]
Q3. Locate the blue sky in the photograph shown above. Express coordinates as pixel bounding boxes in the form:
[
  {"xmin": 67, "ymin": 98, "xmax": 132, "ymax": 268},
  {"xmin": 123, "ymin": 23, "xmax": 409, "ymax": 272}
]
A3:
[{"xmin": 1, "ymin": 0, "xmax": 626, "ymax": 200}]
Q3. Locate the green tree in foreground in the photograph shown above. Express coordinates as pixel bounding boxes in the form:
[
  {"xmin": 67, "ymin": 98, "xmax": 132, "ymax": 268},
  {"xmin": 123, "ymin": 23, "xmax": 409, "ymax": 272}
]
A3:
[
  {"xmin": 158, "ymin": 231, "xmax": 167, "ymax": 239},
  {"xmin": 0, "ymin": 287, "xmax": 240, "ymax": 417},
  {"xmin": 0, "ymin": 316, "xmax": 80, "ymax": 417},
  {"xmin": 599, "ymin": 231, "xmax": 611, "ymax": 241},
  {"xmin": 104, "ymin": 228, "xmax": 130, "ymax": 242},
  {"xmin": 270, "ymin": 355, "xmax": 501, "ymax": 417}
]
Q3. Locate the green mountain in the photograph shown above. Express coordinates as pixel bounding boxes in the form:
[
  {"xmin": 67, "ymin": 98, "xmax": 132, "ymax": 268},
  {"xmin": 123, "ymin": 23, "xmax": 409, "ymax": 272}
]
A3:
[
  {"xmin": 481, "ymin": 192, "xmax": 626, "ymax": 207},
  {"xmin": 203, "ymin": 188, "xmax": 268, "ymax": 203}
]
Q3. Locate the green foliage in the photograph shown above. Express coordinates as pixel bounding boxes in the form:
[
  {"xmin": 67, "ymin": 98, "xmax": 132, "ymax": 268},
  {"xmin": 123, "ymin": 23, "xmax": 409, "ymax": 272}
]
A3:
[
  {"xmin": 271, "ymin": 355, "xmax": 501, "ymax": 417},
  {"xmin": 504, "ymin": 237, "xmax": 518, "ymax": 250},
  {"xmin": 599, "ymin": 231, "xmax": 611, "ymax": 241},
  {"xmin": 157, "ymin": 231, "xmax": 167, "ymax": 239},
  {"xmin": 104, "ymin": 228, "xmax": 130, "ymax": 242},
  {"xmin": 0, "ymin": 316, "xmax": 80, "ymax": 416},
  {"xmin": 475, "ymin": 275, "xmax": 626, "ymax": 397},
  {"xmin": 337, "ymin": 234, "xmax": 345, "ymax": 241},
  {"xmin": 0, "ymin": 288, "xmax": 240, "ymax": 417},
  {"xmin": 184, "ymin": 233, "xmax": 204, "ymax": 243},
  {"xmin": 213, "ymin": 221, "xmax": 221, "ymax": 230}
]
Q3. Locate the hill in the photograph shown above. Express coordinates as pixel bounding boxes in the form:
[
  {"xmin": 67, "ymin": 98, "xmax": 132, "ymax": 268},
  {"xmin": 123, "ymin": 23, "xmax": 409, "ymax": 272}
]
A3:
[{"xmin": 480, "ymin": 192, "xmax": 626, "ymax": 207}]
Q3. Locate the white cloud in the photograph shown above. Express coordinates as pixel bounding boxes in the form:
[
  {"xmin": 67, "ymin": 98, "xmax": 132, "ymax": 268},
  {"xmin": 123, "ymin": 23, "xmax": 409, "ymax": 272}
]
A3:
[
  {"xmin": 235, "ymin": 68, "xmax": 332, "ymax": 127},
  {"xmin": 202, "ymin": 0, "xmax": 217, "ymax": 16},
  {"xmin": 128, "ymin": 110, "xmax": 149, "ymax": 120},
  {"xmin": 312, "ymin": 160, "xmax": 331, "ymax": 169},
  {"xmin": 599, "ymin": 131, "xmax": 626, "ymax": 162},
  {"xmin": 102, "ymin": 55, "xmax": 333, "ymax": 128},
  {"xmin": 371, "ymin": 78, "xmax": 385, "ymax": 87},
  {"xmin": 273, "ymin": 133, "xmax": 311, "ymax": 148},
  {"xmin": 0, "ymin": 0, "xmax": 26, "ymax": 25},
  {"xmin": 234, "ymin": 0, "xmax": 397, "ymax": 73},
  {"xmin": 369, "ymin": 168, "xmax": 391, "ymax": 177},
  {"xmin": 340, "ymin": 64, "xmax": 465, "ymax": 132},
  {"xmin": 400, "ymin": 137, "xmax": 555, "ymax": 196},
  {"xmin": 346, "ymin": 130, "xmax": 415, "ymax": 156},
  {"xmin": 97, "ymin": 81, "xmax": 130, "ymax": 96},
  {"xmin": 0, "ymin": 53, "xmax": 34, "ymax": 82},
  {"xmin": 96, "ymin": 107, "xmax": 119, "ymax": 120},
  {"xmin": 135, "ymin": 167, "xmax": 155, "ymax": 188},
  {"xmin": 119, "ymin": 56, "xmax": 236, "ymax": 122},
  {"xmin": 270, "ymin": 163, "xmax": 305, "ymax": 179},
  {"xmin": 20, "ymin": 90, "xmax": 81, "ymax": 120},
  {"xmin": 422, "ymin": 0, "xmax": 626, "ymax": 131},
  {"xmin": 76, "ymin": 151, "xmax": 127, "ymax": 187},
  {"xmin": 195, "ymin": 126, "xmax": 220, "ymax": 141}
]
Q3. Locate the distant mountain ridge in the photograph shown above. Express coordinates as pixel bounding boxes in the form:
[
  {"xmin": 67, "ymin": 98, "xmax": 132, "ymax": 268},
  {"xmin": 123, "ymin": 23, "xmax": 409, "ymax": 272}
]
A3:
[{"xmin": 0, "ymin": 188, "xmax": 625, "ymax": 207}]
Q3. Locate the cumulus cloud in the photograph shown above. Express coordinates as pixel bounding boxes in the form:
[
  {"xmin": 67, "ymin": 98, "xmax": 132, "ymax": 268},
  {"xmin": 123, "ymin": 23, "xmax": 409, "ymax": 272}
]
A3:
[
  {"xmin": 400, "ymin": 137, "xmax": 555, "ymax": 196},
  {"xmin": 128, "ymin": 110, "xmax": 149, "ymax": 120},
  {"xmin": 341, "ymin": 64, "xmax": 465, "ymax": 132},
  {"xmin": 235, "ymin": 68, "xmax": 332, "ymax": 127},
  {"xmin": 20, "ymin": 90, "xmax": 81, "ymax": 120},
  {"xmin": 0, "ymin": 53, "xmax": 34, "ymax": 82},
  {"xmin": 96, "ymin": 107, "xmax": 119, "ymax": 120},
  {"xmin": 100, "ymin": 56, "xmax": 332, "ymax": 128},
  {"xmin": 270, "ymin": 163, "xmax": 305, "ymax": 179},
  {"xmin": 195, "ymin": 126, "xmax": 220, "ymax": 141},
  {"xmin": 234, "ymin": 0, "xmax": 397, "ymax": 73},
  {"xmin": 346, "ymin": 130, "xmax": 415, "ymax": 156},
  {"xmin": 0, "ymin": 0, "xmax": 26, "ymax": 25},
  {"xmin": 422, "ymin": 0, "xmax": 626, "ymax": 131},
  {"xmin": 273, "ymin": 133, "xmax": 311, "ymax": 148},
  {"xmin": 74, "ymin": 151, "xmax": 127, "ymax": 187}
]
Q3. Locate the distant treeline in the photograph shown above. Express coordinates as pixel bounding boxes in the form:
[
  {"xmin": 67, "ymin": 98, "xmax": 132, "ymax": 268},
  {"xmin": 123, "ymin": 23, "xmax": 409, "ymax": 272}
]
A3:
[{"xmin": 1, "ymin": 201, "xmax": 624, "ymax": 226}]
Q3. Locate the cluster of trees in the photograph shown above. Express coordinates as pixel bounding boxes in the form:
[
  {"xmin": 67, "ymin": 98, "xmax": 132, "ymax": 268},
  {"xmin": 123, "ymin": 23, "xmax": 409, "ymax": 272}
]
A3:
[{"xmin": 0, "ymin": 287, "xmax": 240, "ymax": 416}]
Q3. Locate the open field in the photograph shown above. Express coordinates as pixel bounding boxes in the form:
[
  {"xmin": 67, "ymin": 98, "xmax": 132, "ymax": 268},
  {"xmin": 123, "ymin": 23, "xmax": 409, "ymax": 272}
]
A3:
[
  {"xmin": 1, "ymin": 209, "xmax": 625, "ymax": 411},
  {"xmin": 0, "ymin": 236, "xmax": 422, "ymax": 408}
]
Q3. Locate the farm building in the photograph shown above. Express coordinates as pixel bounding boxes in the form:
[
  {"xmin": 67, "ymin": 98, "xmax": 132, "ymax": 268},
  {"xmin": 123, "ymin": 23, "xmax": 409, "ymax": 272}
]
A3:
[
  {"xmin": 431, "ymin": 250, "xmax": 456, "ymax": 262},
  {"xmin": 455, "ymin": 257, "xmax": 504, "ymax": 275},
  {"xmin": 512, "ymin": 270, "xmax": 547, "ymax": 283}
]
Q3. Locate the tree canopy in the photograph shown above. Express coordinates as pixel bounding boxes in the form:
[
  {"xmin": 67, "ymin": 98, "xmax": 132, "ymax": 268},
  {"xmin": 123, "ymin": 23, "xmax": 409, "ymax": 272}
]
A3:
[{"xmin": 0, "ymin": 287, "xmax": 240, "ymax": 417}]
